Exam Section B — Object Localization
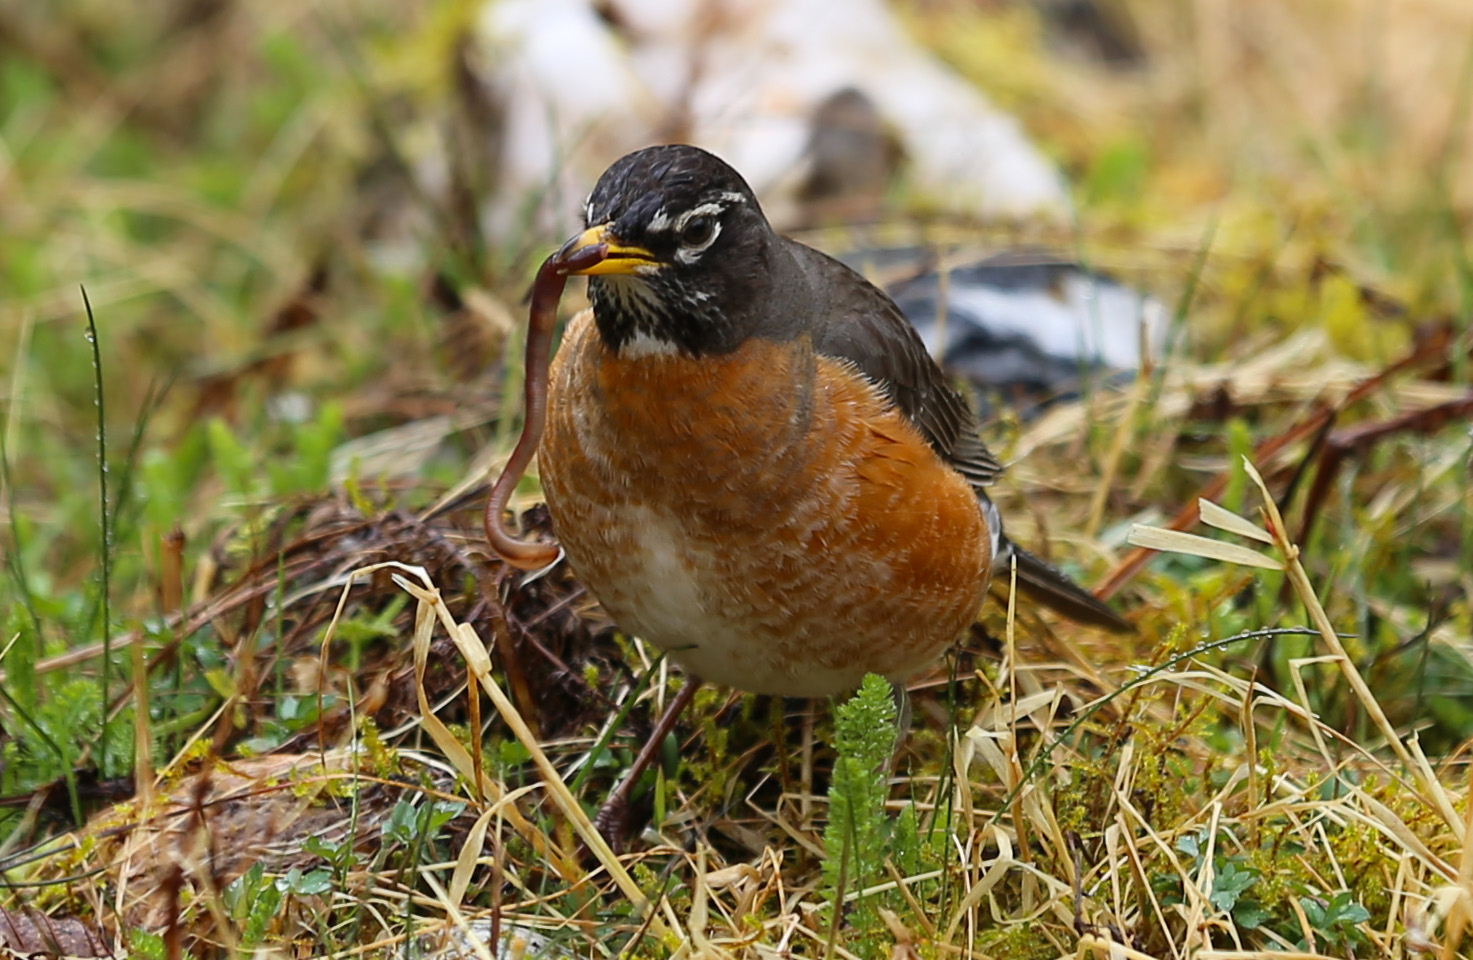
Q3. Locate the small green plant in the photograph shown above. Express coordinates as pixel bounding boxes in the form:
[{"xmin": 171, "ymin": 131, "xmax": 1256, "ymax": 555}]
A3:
[
  {"xmin": 1165, "ymin": 829, "xmax": 1270, "ymax": 934},
  {"xmin": 223, "ymin": 860, "xmax": 336, "ymax": 949},
  {"xmin": 382, "ymin": 797, "xmax": 465, "ymax": 851},
  {"xmin": 1159, "ymin": 825, "xmax": 1369, "ymax": 948},
  {"xmin": 224, "ymin": 863, "xmax": 285, "ymax": 948},
  {"xmin": 1299, "ymin": 891, "xmax": 1371, "ymax": 954},
  {"xmin": 279, "ymin": 865, "xmax": 335, "ymax": 898},
  {"xmin": 304, "ymin": 834, "xmax": 360, "ymax": 873},
  {"xmin": 823, "ymin": 673, "xmax": 899, "ymax": 953}
]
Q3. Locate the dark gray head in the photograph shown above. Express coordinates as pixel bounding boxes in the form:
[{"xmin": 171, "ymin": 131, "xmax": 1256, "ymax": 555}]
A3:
[{"xmin": 556, "ymin": 144, "xmax": 785, "ymax": 356}]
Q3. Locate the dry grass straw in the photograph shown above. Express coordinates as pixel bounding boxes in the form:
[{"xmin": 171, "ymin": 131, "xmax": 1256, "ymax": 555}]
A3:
[
  {"xmin": 1127, "ymin": 463, "xmax": 1471, "ymax": 956},
  {"xmin": 7, "ymin": 285, "xmax": 1467, "ymax": 959},
  {"xmin": 4, "ymin": 1, "xmax": 1471, "ymax": 956},
  {"xmin": 168, "ymin": 490, "xmax": 1457, "ymax": 959}
]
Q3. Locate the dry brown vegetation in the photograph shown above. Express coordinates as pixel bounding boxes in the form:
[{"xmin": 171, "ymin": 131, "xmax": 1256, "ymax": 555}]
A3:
[{"xmin": 0, "ymin": 1, "xmax": 1471, "ymax": 957}]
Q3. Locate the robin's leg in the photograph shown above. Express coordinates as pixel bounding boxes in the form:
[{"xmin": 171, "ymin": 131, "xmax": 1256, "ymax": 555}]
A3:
[
  {"xmin": 893, "ymin": 682, "xmax": 912, "ymax": 735},
  {"xmin": 595, "ymin": 677, "xmax": 702, "ymax": 845},
  {"xmin": 885, "ymin": 681, "xmax": 912, "ymax": 781}
]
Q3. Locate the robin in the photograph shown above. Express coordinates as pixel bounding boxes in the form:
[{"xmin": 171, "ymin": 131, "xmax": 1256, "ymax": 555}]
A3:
[{"xmin": 491, "ymin": 143, "xmax": 1129, "ymax": 831}]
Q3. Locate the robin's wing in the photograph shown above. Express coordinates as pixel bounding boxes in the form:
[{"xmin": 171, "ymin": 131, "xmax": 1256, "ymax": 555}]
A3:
[
  {"xmin": 789, "ymin": 241, "xmax": 1132, "ymax": 634},
  {"xmin": 792, "ymin": 243, "xmax": 1005, "ymax": 488}
]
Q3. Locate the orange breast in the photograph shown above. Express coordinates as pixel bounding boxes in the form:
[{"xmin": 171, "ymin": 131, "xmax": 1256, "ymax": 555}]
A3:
[{"xmin": 538, "ymin": 310, "xmax": 992, "ymax": 697}]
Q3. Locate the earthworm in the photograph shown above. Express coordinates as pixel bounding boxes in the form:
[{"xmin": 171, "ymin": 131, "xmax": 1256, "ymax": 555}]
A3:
[{"xmin": 484, "ymin": 238, "xmax": 609, "ymax": 570}]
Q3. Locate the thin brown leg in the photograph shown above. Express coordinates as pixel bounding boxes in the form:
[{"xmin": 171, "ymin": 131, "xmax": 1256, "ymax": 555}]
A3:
[{"xmin": 595, "ymin": 677, "xmax": 702, "ymax": 845}]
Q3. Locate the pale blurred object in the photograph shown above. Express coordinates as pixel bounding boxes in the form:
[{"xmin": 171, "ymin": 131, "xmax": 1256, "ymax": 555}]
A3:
[
  {"xmin": 471, "ymin": 0, "xmax": 1068, "ymax": 240},
  {"xmin": 877, "ymin": 249, "xmax": 1168, "ymax": 413}
]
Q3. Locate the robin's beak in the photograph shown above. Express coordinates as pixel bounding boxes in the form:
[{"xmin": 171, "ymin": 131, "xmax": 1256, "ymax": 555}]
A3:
[{"xmin": 555, "ymin": 224, "xmax": 660, "ymax": 276}]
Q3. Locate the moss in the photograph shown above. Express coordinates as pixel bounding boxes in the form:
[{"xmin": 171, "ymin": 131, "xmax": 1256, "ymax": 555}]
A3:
[{"xmin": 974, "ymin": 922, "xmax": 1059, "ymax": 960}]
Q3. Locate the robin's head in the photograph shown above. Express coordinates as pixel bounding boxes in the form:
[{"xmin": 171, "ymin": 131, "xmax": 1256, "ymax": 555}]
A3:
[{"xmin": 555, "ymin": 144, "xmax": 780, "ymax": 356}]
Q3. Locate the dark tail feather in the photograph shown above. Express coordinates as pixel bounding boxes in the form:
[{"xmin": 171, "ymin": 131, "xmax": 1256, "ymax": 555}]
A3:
[{"xmin": 1004, "ymin": 544, "xmax": 1133, "ymax": 634}]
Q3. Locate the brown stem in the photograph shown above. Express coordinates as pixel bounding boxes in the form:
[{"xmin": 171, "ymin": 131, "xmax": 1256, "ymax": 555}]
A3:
[
  {"xmin": 484, "ymin": 239, "xmax": 608, "ymax": 570},
  {"xmin": 1095, "ymin": 322, "xmax": 1467, "ymax": 600}
]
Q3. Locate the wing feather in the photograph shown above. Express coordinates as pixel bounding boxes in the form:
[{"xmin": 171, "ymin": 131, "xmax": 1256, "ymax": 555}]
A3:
[{"xmin": 792, "ymin": 243, "xmax": 1004, "ymax": 488}]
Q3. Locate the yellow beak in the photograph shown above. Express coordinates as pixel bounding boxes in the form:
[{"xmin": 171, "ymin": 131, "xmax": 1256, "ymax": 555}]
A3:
[{"xmin": 556, "ymin": 224, "xmax": 659, "ymax": 276}]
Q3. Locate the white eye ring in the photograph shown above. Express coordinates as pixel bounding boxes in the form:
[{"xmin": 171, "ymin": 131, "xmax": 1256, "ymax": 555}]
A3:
[
  {"xmin": 674, "ymin": 223, "xmax": 718, "ymax": 265},
  {"xmin": 679, "ymin": 215, "xmax": 717, "ymax": 249},
  {"xmin": 671, "ymin": 202, "xmax": 725, "ymax": 264},
  {"xmin": 674, "ymin": 220, "xmax": 721, "ymax": 263}
]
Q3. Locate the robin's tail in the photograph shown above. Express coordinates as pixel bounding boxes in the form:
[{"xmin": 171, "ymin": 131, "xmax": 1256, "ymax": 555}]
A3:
[{"xmin": 999, "ymin": 542, "xmax": 1133, "ymax": 634}]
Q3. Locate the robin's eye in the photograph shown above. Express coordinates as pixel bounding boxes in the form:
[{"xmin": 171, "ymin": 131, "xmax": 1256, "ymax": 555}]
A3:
[{"xmin": 679, "ymin": 215, "xmax": 717, "ymax": 249}]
